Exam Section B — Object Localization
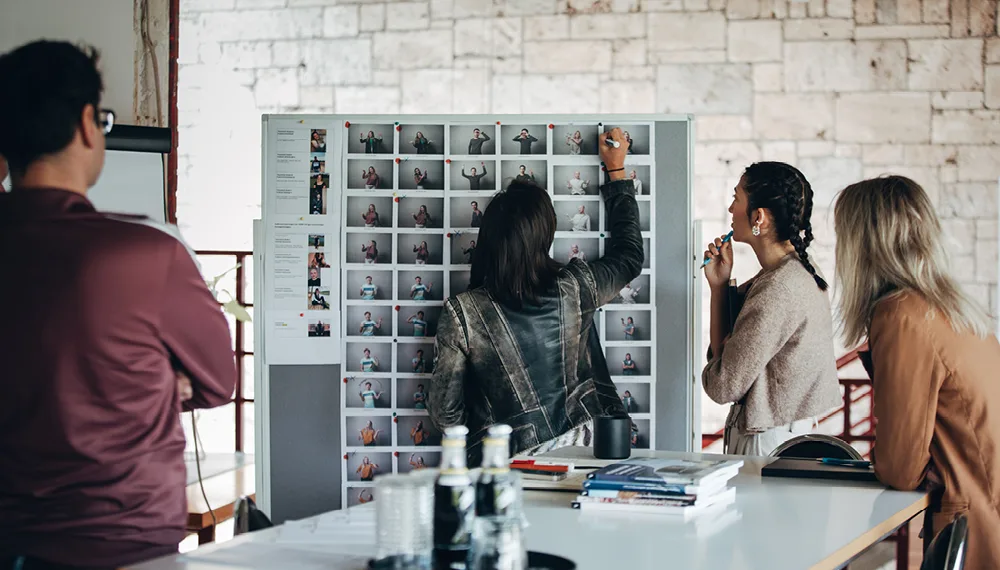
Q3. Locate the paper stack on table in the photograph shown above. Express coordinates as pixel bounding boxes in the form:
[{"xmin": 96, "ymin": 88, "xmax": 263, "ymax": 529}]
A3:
[{"xmin": 572, "ymin": 457, "xmax": 743, "ymax": 520}]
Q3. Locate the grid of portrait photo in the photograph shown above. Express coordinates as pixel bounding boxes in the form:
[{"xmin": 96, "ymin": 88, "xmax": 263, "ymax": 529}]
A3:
[{"xmin": 339, "ymin": 119, "xmax": 656, "ymax": 503}]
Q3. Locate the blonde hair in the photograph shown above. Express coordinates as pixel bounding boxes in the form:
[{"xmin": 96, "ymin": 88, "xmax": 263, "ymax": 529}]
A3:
[{"xmin": 834, "ymin": 175, "xmax": 991, "ymax": 346}]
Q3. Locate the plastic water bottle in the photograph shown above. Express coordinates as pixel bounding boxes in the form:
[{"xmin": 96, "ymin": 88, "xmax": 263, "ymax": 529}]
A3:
[{"xmin": 433, "ymin": 426, "xmax": 475, "ymax": 570}]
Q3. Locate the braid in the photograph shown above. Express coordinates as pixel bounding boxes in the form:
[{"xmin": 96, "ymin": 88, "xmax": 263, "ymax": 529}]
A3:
[{"xmin": 743, "ymin": 161, "xmax": 828, "ymax": 291}]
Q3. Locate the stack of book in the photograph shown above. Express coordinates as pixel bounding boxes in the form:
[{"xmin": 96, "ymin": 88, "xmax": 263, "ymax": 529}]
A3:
[{"xmin": 572, "ymin": 457, "xmax": 744, "ymax": 519}]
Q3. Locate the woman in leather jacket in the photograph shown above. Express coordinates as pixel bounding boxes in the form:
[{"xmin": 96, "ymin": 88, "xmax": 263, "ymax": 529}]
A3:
[{"xmin": 427, "ymin": 128, "xmax": 642, "ymax": 463}]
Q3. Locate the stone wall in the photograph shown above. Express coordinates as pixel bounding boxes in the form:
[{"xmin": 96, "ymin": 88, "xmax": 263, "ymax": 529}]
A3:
[{"xmin": 177, "ymin": 0, "xmax": 1000, "ymax": 327}]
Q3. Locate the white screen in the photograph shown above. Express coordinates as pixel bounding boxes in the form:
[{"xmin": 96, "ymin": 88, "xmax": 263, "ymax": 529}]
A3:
[{"xmin": 88, "ymin": 150, "xmax": 166, "ymax": 222}]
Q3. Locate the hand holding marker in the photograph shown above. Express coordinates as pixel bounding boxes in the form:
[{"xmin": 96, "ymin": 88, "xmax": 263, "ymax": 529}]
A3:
[
  {"xmin": 604, "ymin": 138, "xmax": 621, "ymax": 149},
  {"xmin": 701, "ymin": 230, "xmax": 734, "ymax": 268}
]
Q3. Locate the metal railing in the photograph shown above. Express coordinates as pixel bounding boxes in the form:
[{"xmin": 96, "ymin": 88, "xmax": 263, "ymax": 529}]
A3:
[{"xmin": 196, "ymin": 250, "xmax": 254, "ymax": 453}]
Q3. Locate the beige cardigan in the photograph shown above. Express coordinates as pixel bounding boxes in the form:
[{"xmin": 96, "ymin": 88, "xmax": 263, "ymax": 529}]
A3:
[{"xmin": 702, "ymin": 255, "xmax": 841, "ymax": 432}]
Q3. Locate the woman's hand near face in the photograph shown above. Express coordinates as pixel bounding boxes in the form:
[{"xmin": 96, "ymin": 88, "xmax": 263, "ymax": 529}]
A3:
[{"xmin": 703, "ymin": 234, "xmax": 734, "ymax": 289}]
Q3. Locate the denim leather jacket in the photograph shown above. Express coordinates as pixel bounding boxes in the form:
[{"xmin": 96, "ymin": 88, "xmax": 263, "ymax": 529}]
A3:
[{"xmin": 428, "ymin": 179, "xmax": 644, "ymax": 463}]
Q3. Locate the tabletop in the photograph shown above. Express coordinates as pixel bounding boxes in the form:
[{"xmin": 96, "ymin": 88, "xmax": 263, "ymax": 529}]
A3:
[{"xmin": 134, "ymin": 447, "xmax": 928, "ymax": 570}]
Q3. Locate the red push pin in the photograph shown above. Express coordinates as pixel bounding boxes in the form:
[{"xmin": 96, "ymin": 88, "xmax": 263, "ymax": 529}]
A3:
[
  {"xmin": 496, "ymin": 121, "xmax": 501, "ymax": 125},
  {"xmin": 344, "ymin": 121, "xmax": 351, "ymax": 128},
  {"xmin": 396, "ymin": 125, "xmax": 402, "ymax": 131},
  {"xmin": 394, "ymin": 197, "xmax": 400, "ymax": 203},
  {"xmin": 393, "ymin": 417, "xmax": 399, "ymax": 423},
  {"xmin": 446, "ymin": 232, "xmax": 452, "ymax": 238},
  {"xmin": 343, "ymin": 454, "xmax": 349, "ymax": 460},
  {"xmin": 343, "ymin": 377, "xmax": 348, "ymax": 383},
  {"xmin": 395, "ymin": 157, "xmax": 401, "ymax": 164},
  {"xmin": 548, "ymin": 124, "xmax": 554, "ymax": 129},
  {"xmin": 445, "ymin": 159, "xmax": 451, "ymax": 164},
  {"xmin": 601, "ymin": 166, "xmax": 607, "ymax": 172},
  {"xmin": 394, "ymin": 305, "xmax": 400, "ymax": 311},
  {"xmin": 299, "ymin": 312, "xmax": 304, "ymax": 317},
  {"xmin": 394, "ymin": 451, "xmax": 400, "ymax": 457}
]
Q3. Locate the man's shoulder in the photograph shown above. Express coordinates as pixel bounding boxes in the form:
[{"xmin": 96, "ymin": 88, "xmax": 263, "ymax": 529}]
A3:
[{"xmin": 101, "ymin": 213, "xmax": 197, "ymax": 262}]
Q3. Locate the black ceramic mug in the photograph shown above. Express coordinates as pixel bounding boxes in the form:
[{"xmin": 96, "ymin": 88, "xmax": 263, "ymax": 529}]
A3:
[{"xmin": 593, "ymin": 415, "xmax": 632, "ymax": 460}]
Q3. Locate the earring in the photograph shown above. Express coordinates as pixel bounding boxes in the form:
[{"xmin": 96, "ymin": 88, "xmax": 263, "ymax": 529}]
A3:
[{"xmin": 752, "ymin": 223, "xmax": 761, "ymax": 237}]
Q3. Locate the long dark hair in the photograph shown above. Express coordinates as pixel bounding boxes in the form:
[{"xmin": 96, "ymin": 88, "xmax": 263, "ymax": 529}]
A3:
[
  {"xmin": 470, "ymin": 181, "xmax": 561, "ymax": 309},
  {"xmin": 743, "ymin": 161, "xmax": 827, "ymax": 290}
]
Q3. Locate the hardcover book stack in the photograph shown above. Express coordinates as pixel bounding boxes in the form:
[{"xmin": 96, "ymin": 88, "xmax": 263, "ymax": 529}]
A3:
[{"xmin": 573, "ymin": 457, "xmax": 744, "ymax": 519}]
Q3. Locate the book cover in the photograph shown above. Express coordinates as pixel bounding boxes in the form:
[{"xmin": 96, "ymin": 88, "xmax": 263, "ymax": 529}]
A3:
[
  {"xmin": 572, "ymin": 488, "xmax": 736, "ymax": 518},
  {"xmin": 587, "ymin": 457, "xmax": 743, "ymax": 486}
]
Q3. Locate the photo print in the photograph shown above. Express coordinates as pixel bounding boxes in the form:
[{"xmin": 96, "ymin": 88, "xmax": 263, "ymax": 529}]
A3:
[
  {"xmin": 398, "ymin": 270, "xmax": 443, "ymax": 302},
  {"xmin": 348, "ymin": 196, "xmax": 394, "ymax": 229},
  {"xmin": 605, "ymin": 309, "xmax": 652, "ymax": 342},
  {"xmin": 602, "ymin": 124, "xmax": 650, "ymax": 155},
  {"xmin": 310, "ymin": 154, "xmax": 326, "ymax": 174},
  {"xmin": 306, "ymin": 265, "xmax": 326, "ymax": 288},
  {"xmin": 308, "ymin": 251, "xmax": 330, "ymax": 268},
  {"xmin": 624, "ymin": 165, "xmax": 650, "ymax": 196},
  {"xmin": 604, "ymin": 201, "xmax": 651, "ymax": 232},
  {"xmin": 398, "ymin": 197, "xmax": 444, "ymax": 230},
  {"xmin": 396, "ymin": 414, "xmax": 441, "ymax": 447},
  {"xmin": 399, "ymin": 451, "xmax": 440, "ymax": 474},
  {"xmin": 448, "ymin": 196, "xmax": 492, "ymax": 229},
  {"xmin": 605, "ymin": 346, "xmax": 651, "ymax": 379},
  {"xmin": 616, "ymin": 382, "xmax": 651, "ymax": 414},
  {"xmin": 642, "ymin": 238, "xmax": 651, "ymax": 269},
  {"xmin": 347, "ymin": 304, "xmax": 393, "ymax": 338},
  {"xmin": 553, "ymin": 165, "xmax": 600, "ymax": 196},
  {"xmin": 613, "ymin": 274, "xmax": 650, "ymax": 305},
  {"xmin": 347, "ymin": 452, "xmax": 391, "ymax": 482},
  {"xmin": 552, "ymin": 124, "xmax": 598, "ymax": 156},
  {"xmin": 631, "ymin": 419, "xmax": 651, "ymax": 449},
  {"xmin": 399, "ymin": 160, "xmax": 445, "ymax": 191},
  {"xmin": 397, "ymin": 305, "xmax": 442, "ymax": 338},
  {"xmin": 348, "ymin": 487, "xmax": 376, "ymax": 507},
  {"xmin": 397, "ymin": 342, "xmax": 435, "ymax": 375},
  {"xmin": 554, "ymin": 200, "xmax": 598, "ymax": 232},
  {"xmin": 449, "ymin": 231, "xmax": 478, "ymax": 265},
  {"xmin": 308, "ymin": 234, "xmax": 325, "ymax": 251},
  {"xmin": 500, "ymin": 124, "xmax": 547, "ymax": 155},
  {"xmin": 348, "ymin": 123, "xmax": 393, "ymax": 155},
  {"xmin": 347, "ymin": 376, "xmax": 391, "ymax": 410},
  {"xmin": 346, "ymin": 341, "xmax": 392, "ymax": 375},
  {"xmin": 449, "ymin": 160, "xmax": 497, "ymax": 192},
  {"xmin": 499, "ymin": 160, "xmax": 548, "ymax": 190},
  {"xmin": 449, "ymin": 125, "xmax": 495, "ymax": 156},
  {"xmin": 346, "ymin": 232, "xmax": 392, "ymax": 265},
  {"xmin": 553, "ymin": 237, "xmax": 599, "ymax": 264},
  {"xmin": 307, "ymin": 319, "xmax": 332, "ymax": 338},
  {"xmin": 400, "ymin": 124, "xmax": 445, "ymax": 155},
  {"xmin": 345, "ymin": 410, "xmax": 392, "ymax": 447},
  {"xmin": 350, "ymin": 270, "xmax": 392, "ymax": 302},
  {"xmin": 307, "ymin": 287, "xmax": 331, "ymax": 311},
  {"xmin": 310, "ymin": 129, "xmax": 327, "ymax": 153},
  {"xmin": 348, "ymin": 159, "xmax": 394, "ymax": 190},
  {"xmin": 449, "ymin": 270, "xmax": 471, "ymax": 296},
  {"xmin": 397, "ymin": 377, "xmax": 430, "ymax": 410},
  {"xmin": 397, "ymin": 233, "xmax": 444, "ymax": 266},
  {"xmin": 309, "ymin": 174, "xmax": 329, "ymax": 215}
]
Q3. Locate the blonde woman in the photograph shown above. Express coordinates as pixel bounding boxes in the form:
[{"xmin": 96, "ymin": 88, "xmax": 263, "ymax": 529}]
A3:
[
  {"xmin": 702, "ymin": 162, "xmax": 840, "ymax": 456},
  {"xmin": 835, "ymin": 175, "xmax": 1000, "ymax": 567}
]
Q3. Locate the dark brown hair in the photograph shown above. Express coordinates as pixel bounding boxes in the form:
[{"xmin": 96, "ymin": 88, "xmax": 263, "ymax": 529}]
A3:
[{"xmin": 470, "ymin": 181, "xmax": 561, "ymax": 309}]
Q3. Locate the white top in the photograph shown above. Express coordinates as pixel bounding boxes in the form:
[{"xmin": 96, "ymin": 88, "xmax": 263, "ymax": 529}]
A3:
[
  {"xmin": 570, "ymin": 213, "xmax": 590, "ymax": 232},
  {"xmin": 567, "ymin": 178, "xmax": 589, "ymax": 195},
  {"xmin": 134, "ymin": 448, "xmax": 927, "ymax": 570},
  {"xmin": 619, "ymin": 284, "xmax": 639, "ymax": 303}
]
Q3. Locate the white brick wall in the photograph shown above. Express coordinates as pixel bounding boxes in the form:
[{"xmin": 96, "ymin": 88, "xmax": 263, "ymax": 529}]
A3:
[{"xmin": 177, "ymin": 0, "xmax": 1000, "ymax": 366}]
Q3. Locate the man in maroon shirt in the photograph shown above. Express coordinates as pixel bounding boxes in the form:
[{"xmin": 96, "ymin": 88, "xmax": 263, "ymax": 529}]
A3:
[{"xmin": 0, "ymin": 42, "xmax": 237, "ymax": 569}]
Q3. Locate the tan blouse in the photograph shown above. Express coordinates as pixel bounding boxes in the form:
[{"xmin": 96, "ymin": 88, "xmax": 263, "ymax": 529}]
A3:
[{"xmin": 702, "ymin": 254, "xmax": 841, "ymax": 432}]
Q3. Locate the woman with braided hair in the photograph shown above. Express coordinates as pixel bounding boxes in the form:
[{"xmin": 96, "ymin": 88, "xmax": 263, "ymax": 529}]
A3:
[{"xmin": 701, "ymin": 161, "xmax": 840, "ymax": 456}]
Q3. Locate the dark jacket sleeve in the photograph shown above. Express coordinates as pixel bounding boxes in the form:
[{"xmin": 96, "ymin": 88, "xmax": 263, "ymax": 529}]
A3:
[
  {"xmin": 586, "ymin": 179, "xmax": 643, "ymax": 306},
  {"xmin": 428, "ymin": 299, "xmax": 469, "ymax": 430},
  {"xmin": 160, "ymin": 242, "xmax": 237, "ymax": 409}
]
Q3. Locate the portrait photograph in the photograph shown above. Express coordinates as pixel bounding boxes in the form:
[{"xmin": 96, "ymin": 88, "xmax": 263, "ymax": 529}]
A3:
[{"xmin": 349, "ymin": 124, "xmax": 394, "ymax": 155}]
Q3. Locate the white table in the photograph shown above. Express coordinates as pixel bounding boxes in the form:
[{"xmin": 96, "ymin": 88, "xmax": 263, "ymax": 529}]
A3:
[{"xmin": 133, "ymin": 448, "xmax": 927, "ymax": 570}]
